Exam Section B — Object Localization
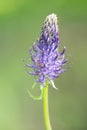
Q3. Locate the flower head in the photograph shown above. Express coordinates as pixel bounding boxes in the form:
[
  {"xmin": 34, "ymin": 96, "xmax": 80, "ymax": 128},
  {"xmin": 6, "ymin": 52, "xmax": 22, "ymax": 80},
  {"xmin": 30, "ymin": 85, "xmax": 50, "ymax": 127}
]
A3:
[{"xmin": 26, "ymin": 13, "xmax": 67, "ymax": 87}]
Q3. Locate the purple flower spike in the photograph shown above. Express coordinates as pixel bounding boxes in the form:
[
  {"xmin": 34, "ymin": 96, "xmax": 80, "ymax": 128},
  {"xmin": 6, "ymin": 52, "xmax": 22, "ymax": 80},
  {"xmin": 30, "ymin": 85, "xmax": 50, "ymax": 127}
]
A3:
[{"xmin": 26, "ymin": 14, "xmax": 67, "ymax": 87}]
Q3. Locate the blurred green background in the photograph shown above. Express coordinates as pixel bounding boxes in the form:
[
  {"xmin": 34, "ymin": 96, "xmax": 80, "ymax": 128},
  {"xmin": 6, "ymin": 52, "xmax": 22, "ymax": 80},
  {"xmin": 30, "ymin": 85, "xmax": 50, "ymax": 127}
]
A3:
[{"xmin": 0, "ymin": 0, "xmax": 87, "ymax": 130}]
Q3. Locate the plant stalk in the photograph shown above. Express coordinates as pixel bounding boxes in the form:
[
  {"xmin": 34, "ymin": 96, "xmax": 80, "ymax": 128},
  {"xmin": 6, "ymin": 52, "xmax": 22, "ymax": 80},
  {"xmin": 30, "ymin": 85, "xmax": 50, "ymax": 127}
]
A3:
[{"xmin": 42, "ymin": 82, "xmax": 52, "ymax": 130}]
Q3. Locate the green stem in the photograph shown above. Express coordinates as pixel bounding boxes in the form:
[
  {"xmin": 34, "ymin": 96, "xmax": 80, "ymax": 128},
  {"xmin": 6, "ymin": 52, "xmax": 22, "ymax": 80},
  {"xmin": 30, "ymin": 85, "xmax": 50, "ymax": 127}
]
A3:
[{"xmin": 42, "ymin": 82, "xmax": 52, "ymax": 130}]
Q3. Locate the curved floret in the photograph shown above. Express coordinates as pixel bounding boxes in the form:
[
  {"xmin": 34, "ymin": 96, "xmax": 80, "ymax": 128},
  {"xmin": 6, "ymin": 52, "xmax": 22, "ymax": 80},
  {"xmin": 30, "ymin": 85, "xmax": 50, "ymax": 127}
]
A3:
[{"xmin": 26, "ymin": 14, "xmax": 67, "ymax": 87}]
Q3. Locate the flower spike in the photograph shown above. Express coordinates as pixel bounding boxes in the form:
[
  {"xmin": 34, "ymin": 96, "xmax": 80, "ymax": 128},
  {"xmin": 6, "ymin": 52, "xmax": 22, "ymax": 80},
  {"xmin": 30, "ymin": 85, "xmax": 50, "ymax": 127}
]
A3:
[{"xmin": 26, "ymin": 13, "xmax": 67, "ymax": 88}]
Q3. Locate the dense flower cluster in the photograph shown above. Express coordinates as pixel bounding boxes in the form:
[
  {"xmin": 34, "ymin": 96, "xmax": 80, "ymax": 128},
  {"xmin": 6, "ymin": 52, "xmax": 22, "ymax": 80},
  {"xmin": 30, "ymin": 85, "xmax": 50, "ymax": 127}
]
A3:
[{"xmin": 26, "ymin": 14, "xmax": 67, "ymax": 87}]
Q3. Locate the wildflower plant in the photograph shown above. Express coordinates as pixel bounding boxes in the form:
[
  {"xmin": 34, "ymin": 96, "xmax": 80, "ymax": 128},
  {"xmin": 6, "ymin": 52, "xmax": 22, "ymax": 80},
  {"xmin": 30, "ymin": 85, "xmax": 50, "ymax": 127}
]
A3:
[{"xmin": 25, "ymin": 13, "xmax": 67, "ymax": 130}]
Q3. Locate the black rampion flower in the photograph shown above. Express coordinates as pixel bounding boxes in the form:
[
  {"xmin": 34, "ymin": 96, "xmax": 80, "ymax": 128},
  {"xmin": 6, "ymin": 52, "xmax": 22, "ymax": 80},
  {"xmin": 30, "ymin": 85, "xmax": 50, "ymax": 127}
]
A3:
[{"xmin": 26, "ymin": 14, "xmax": 67, "ymax": 87}]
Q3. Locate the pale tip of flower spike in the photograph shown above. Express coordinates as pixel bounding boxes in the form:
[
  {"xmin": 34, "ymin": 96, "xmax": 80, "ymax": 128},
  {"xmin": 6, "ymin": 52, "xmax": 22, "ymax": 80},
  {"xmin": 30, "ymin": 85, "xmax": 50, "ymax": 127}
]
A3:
[
  {"xmin": 44, "ymin": 14, "xmax": 58, "ymax": 30},
  {"xmin": 46, "ymin": 13, "xmax": 57, "ymax": 23}
]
